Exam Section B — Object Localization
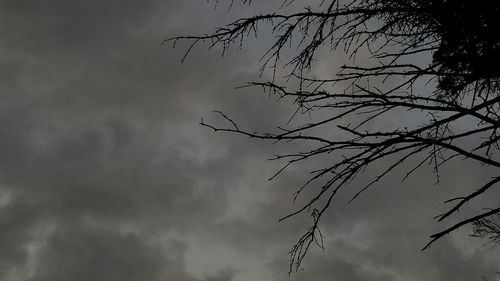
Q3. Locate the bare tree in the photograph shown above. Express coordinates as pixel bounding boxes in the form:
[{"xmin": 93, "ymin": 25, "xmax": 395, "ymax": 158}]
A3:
[
  {"xmin": 168, "ymin": 0, "xmax": 500, "ymax": 272},
  {"xmin": 472, "ymin": 214, "xmax": 500, "ymax": 248},
  {"xmin": 472, "ymin": 214, "xmax": 500, "ymax": 280}
]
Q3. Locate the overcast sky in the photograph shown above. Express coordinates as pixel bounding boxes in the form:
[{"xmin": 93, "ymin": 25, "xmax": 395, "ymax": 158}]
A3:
[{"xmin": 0, "ymin": 1, "xmax": 499, "ymax": 281}]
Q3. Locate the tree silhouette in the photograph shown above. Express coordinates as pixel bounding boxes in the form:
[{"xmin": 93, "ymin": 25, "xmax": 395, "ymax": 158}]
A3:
[
  {"xmin": 472, "ymin": 214, "xmax": 500, "ymax": 247},
  {"xmin": 168, "ymin": 0, "xmax": 500, "ymax": 272},
  {"xmin": 472, "ymin": 214, "xmax": 500, "ymax": 281}
]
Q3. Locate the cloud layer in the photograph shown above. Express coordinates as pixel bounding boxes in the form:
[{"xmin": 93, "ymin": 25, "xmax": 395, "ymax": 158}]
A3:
[{"xmin": 0, "ymin": 1, "xmax": 498, "ymax": 281}]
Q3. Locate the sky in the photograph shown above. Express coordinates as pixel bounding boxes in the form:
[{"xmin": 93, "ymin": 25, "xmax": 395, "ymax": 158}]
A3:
[{"xmin": 0, "ymin": 1, "xmax": 499, "ymax": 280}]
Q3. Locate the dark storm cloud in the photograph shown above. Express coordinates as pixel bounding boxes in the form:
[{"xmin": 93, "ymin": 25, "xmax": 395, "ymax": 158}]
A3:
[
  {"xmin": 0, "ymin": 0, "xmax": 155, "ymax": 53},
  {"xmin": 0, "ymin": 1, "xmax": 247, "ymax": 280},
  {"xmin": 29, "ymin": 225, "xmax": 166, "ymax": 281},
  {"xmin": 0, "ymin": 0, "xmax": 498, "ymax": 281}
]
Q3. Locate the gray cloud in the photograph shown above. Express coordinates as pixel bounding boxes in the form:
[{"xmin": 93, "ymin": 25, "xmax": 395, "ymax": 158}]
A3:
[{"xmin": 0, "ymin": 1, "xmax": 498, "ymax": 281}]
